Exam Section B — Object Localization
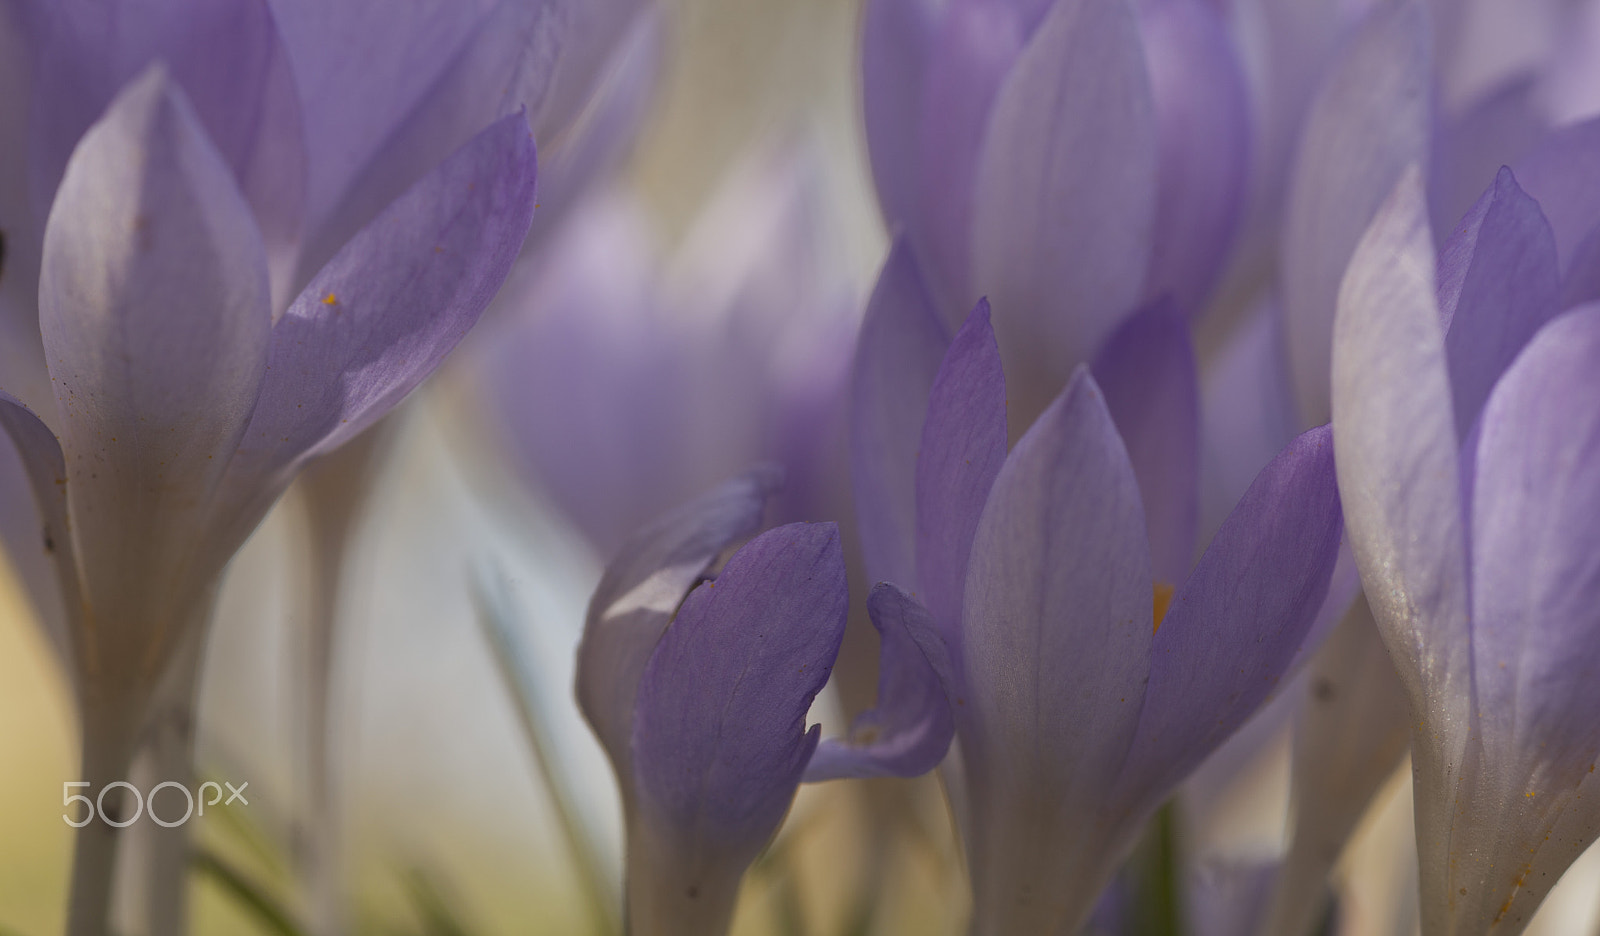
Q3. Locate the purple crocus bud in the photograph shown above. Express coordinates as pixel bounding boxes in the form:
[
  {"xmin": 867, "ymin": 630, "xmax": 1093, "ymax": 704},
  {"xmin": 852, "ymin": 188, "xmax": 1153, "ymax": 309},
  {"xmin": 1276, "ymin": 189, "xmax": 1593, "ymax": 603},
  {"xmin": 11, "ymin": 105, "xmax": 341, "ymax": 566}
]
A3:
[
  {"xmin": 956, "ymin": 337, "xmax": 1341, "ymax": 935},
  {"xmin": 575, "ymin": 478, "xmax": 847, "ymax": 936},
  {"xmin": 865, "ymin": 0, "xmax": 1249, "ymax": 384},
  {"xmin": 1333, "ymin": 163, "xmax": 1600, "ymax": 934},
  {"xmin": 628, "ymin": 522, "xmax": 848, "ymax": 935},
  {"xmin": 829, "ymin": 236, "xmax": 1343, "ymax": 929},
  {"xmin": 0, "ymin": 68, "xmax": 535, "ymax": 931}
]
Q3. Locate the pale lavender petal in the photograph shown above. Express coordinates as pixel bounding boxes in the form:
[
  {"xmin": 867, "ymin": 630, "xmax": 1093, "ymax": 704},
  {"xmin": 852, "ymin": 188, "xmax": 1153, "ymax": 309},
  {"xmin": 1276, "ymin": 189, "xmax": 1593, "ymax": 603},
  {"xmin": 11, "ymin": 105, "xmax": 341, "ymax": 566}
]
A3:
[
  {"xmin": 217, "ymin": 114, "xmax": 537, "ymax": 546},
  {"xmin": 851, "ymin": 237, "xmax": 950, "ymax": 588},
  {"xmin": 1118, "ymin": 425, "xmax": 1342, "ymax": 813},
  {"xmin": 30, "ymin": 0, "xmax": 305, "ymax": 294},
  {"xmin": 1281, "ymin": 0, "xmax": 1431, "ymax": 426},
  {"xmin": 1091, "ymin": 301, "xmax": 1199, "ymax": 585},
  {"xmin": 971, "ymin": 0, "xmax": 1158, "ymax": 378},
  {"xmin": 577, "ymin": 467, "xmax": 779, "ymax": 791},
  {"xmin": 1436, "ymin": 166, "xmax": 1560, "ymax": 438},
  {"xmin": 804, "ymin": 582, "xmax": 953, "ymax": 781},
  {"xmin": 1511, "ymin": 116, "xmax": 1600, "ymax": 274},
  {"xmin": 860, "ymin": 0, "xmax": 943, "ymax": 231},
  {"xmin": 629, "ymin": 522, "xmax": 848, "ymax": 931},
  {"xmin": 1447, "ymin": 305, "xmax": 1600, "ymax": 931},
  {"xmin": 1329, "ymin": 165, "xmax": 1472, "ymax": 927},
  {"xmin": 40, "ymin": 67, "xmax": 270, "ymax": 651},
  {"xmin": 1138, "ymin": 0, "xmax": 1251, "ymax": 311},
  {"xmin": 0, "ymin": 391, "xmax": 77, "ymax": 670},
  {"xmin": 961, "ymin": 368, "xmax": 1152, "ymax": 936},
  {"xmin": 1259, "ymin": 596, "xmax": 1409, "ymax": 936},
  {"xmin": 915, "ymin": 300, "xmax": 1006, "ymax": 669},
  {"xmin": 915, "ymin": 0, "xmax": 1027, "ymax": 308}
]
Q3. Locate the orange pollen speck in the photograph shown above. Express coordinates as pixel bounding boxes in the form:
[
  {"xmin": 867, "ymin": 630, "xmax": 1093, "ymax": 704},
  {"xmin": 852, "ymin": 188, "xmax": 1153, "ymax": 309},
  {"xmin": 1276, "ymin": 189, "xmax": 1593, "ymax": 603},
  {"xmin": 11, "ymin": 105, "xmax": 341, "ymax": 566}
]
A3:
[
  {"xmin": 322, "ymin": 293, "xmax": 338, "ymax": 306},
  {"xmin": 1152, "ymin": 582, "xmax": 1175, "ymax": 633}
]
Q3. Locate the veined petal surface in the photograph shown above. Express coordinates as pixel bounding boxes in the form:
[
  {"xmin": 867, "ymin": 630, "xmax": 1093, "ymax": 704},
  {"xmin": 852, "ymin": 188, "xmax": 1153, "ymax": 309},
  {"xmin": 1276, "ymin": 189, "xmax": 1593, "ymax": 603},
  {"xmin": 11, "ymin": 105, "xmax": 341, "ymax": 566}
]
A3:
[
  {"xmin": 1436, "ymin": 167, "xmax": 1560, "ymax": 438},
  {"xmin": 1331, "ymin": 165, "xmax": 1472, "ymax": 933},
  {"xmin": 629, "ymin": 522, "xmax": 848, "ymax": 936},
  {"xmin": 1119, "ymin": 424, "xmax": 1342, "ymax": 814},
  {"xmin": 578, "ymin": 467, "xmax": 779, "ymax": 786},
  {"xmin": 40, "ymin": 68, "xmax": 270, "ymax": 683},
  {"xmin": 961, "ymin": 368, "xmax": 1152, "ymax": 936},
  {"xmin": 970, "ymin": 0, "xmax": 1157, "ymax": 384},
  {"xmin": 217, "ymin": 114, "xmax": 537, "ymax": 549},
  {"xmin": 915, "ymin": 300, "xmax": 1006, "ymax": 669},
  {"xmin": 1449, "ymin": 306, "xmax": 1600, "ymax": 934}
]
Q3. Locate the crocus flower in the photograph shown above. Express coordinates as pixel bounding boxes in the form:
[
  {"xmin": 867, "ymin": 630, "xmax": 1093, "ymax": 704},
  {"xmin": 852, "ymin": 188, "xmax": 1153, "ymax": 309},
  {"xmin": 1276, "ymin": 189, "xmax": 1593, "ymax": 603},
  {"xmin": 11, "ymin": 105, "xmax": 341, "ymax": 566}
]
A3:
[
  {"xmin": 0, "ymin": 67, "xmax": 535, "ymax": 935},
  {"xmin": 1333, "ymin": 162, "xmax": 1600, "ymax": 934},
  {"xmin": 809, "ymin": 240, "xmax": 1344, "ymax": 933},
  {"xmin": 573, "ymin": 469, "xmax": 848, "ymax": 936},
  {"xmin": 864, "ymin": 0, "xmax": 1249, "ymax": 398}
]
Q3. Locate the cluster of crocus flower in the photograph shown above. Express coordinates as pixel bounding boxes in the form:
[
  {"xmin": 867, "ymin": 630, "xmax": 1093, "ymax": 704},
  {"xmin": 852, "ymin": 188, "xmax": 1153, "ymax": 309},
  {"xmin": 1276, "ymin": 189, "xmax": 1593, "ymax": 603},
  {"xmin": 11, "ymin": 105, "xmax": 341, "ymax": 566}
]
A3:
[{"xmin": 7, "ymin": 0, "xmax": 1600, "ymax": 933}]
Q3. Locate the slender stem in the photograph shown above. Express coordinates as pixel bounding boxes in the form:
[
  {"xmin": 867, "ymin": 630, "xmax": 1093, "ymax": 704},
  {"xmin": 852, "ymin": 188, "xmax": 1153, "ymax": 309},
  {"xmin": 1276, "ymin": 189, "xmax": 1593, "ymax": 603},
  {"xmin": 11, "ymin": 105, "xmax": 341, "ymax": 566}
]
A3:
[
  {"xmin": 67, "ymin": 709, "xmax": 138, "ymax": 936},
  {"xmin": 139, "ymin": 631, "xmax": 204, "ymax": 936},
  {"xmin": 292, "ymin": 426, "xmax": 389, "ymax": 936}
]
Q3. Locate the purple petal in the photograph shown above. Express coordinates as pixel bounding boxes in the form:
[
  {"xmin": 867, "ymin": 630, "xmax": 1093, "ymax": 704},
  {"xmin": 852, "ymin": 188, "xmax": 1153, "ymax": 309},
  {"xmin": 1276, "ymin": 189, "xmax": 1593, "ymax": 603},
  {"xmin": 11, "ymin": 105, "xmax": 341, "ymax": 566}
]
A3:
[
  {"xmin": 915, "ymin": 0, "xmax": 1027, "ymax": 309},
  {"xmin": 629, "ymin": 522, "xmax": 848, "ymax": 930},
  {"xmin": 1091, "ymin": 301, "xmax": 1200, "ymax": 585},
  {"xmin": 522, "ymin": 8, "xmax": 662, "ymax": 255},
  {"xmin": 577, "ymin": 467, "xmax": 780, "ymax": 790},
  {"xmin": 217, "ymin": 114, "xmax": 537, "ymax": 546},
  {"xmin": 970, "ymin": 0, "xmax": 1158, "ymax": 378},
  {"xmin": 1331, "ymin": 165, "xmax": 1472, "ymax": 715},
  {"xmin": 40, "ymin": 67, "xmax": 271, "ymax": 634},
  {"xmin": 860, "ymin": 0, "xmax": 942, "ymax": 233},
  {"xmin": 1281, "ymin": 0, "xmax": 1431, "ymax": 426},
  {"xmin": 915, "ymin": 299, "xmax": 1007, "ymax": 672},
  {"xmin": 481, "ymin": 197, "xmax": 693, "ymax": 556},
  {"xmin": 1138, "ymin": 0, "xmax": 1251, "ymax": 311},
  {"xmin": 1429, "ymin": 76, "xmax": 1546, "ymax": 239},
  {"xmin": 1436, "ymin": 167, "xmax": 1560, "ymax": 439},
  {"xmin": 0, "ymin": 391, "xmax": 78, "ymax": 670},
  {"xmin": 1448, "ymin": 306, "xmax": 1600, "ymax": 929},
  {"xmin": 30, "ymin": 0, "xmax": 305, "ymax": 297},
  {"xmin": 284, "ymin": 0, "xmax": 642, "ymax": 278},
  {"xmin": 1197, "ymin": 296, "xmax": 1299, "ymax": 547},
  {"xmin": 1511, "ymin": 114, "xmax": 1600, "ymax": 274},
  {"xmin": 804, "ymin": 582, "xmax": 953, "ymax": 781},
  {"xmin": 1559, "ymin": 224, "xmax": 1600, "ymax": 309},
  {"xmin": 1329, "ymin": 165, "xmax": 1472, "ymax": 923},
  {"xmin": 1118, "ymin": 425, "xmax": 1342, "ymax": 813},
  {"xmin": 961, "ymin": 368, "xmax": 1152, "ymax": 935},
  {"xmin": 850, "ymin": 237, "xmax": 950, "ymax": 588}
]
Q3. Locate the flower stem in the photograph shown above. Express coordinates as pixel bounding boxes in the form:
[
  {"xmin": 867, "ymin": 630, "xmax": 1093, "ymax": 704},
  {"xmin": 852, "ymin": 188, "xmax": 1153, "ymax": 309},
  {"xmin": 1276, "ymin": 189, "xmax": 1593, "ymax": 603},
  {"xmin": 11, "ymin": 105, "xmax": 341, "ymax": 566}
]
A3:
[{"xmin": 67, "ymin": 714, "xmax": 137, "ymax": 936}]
